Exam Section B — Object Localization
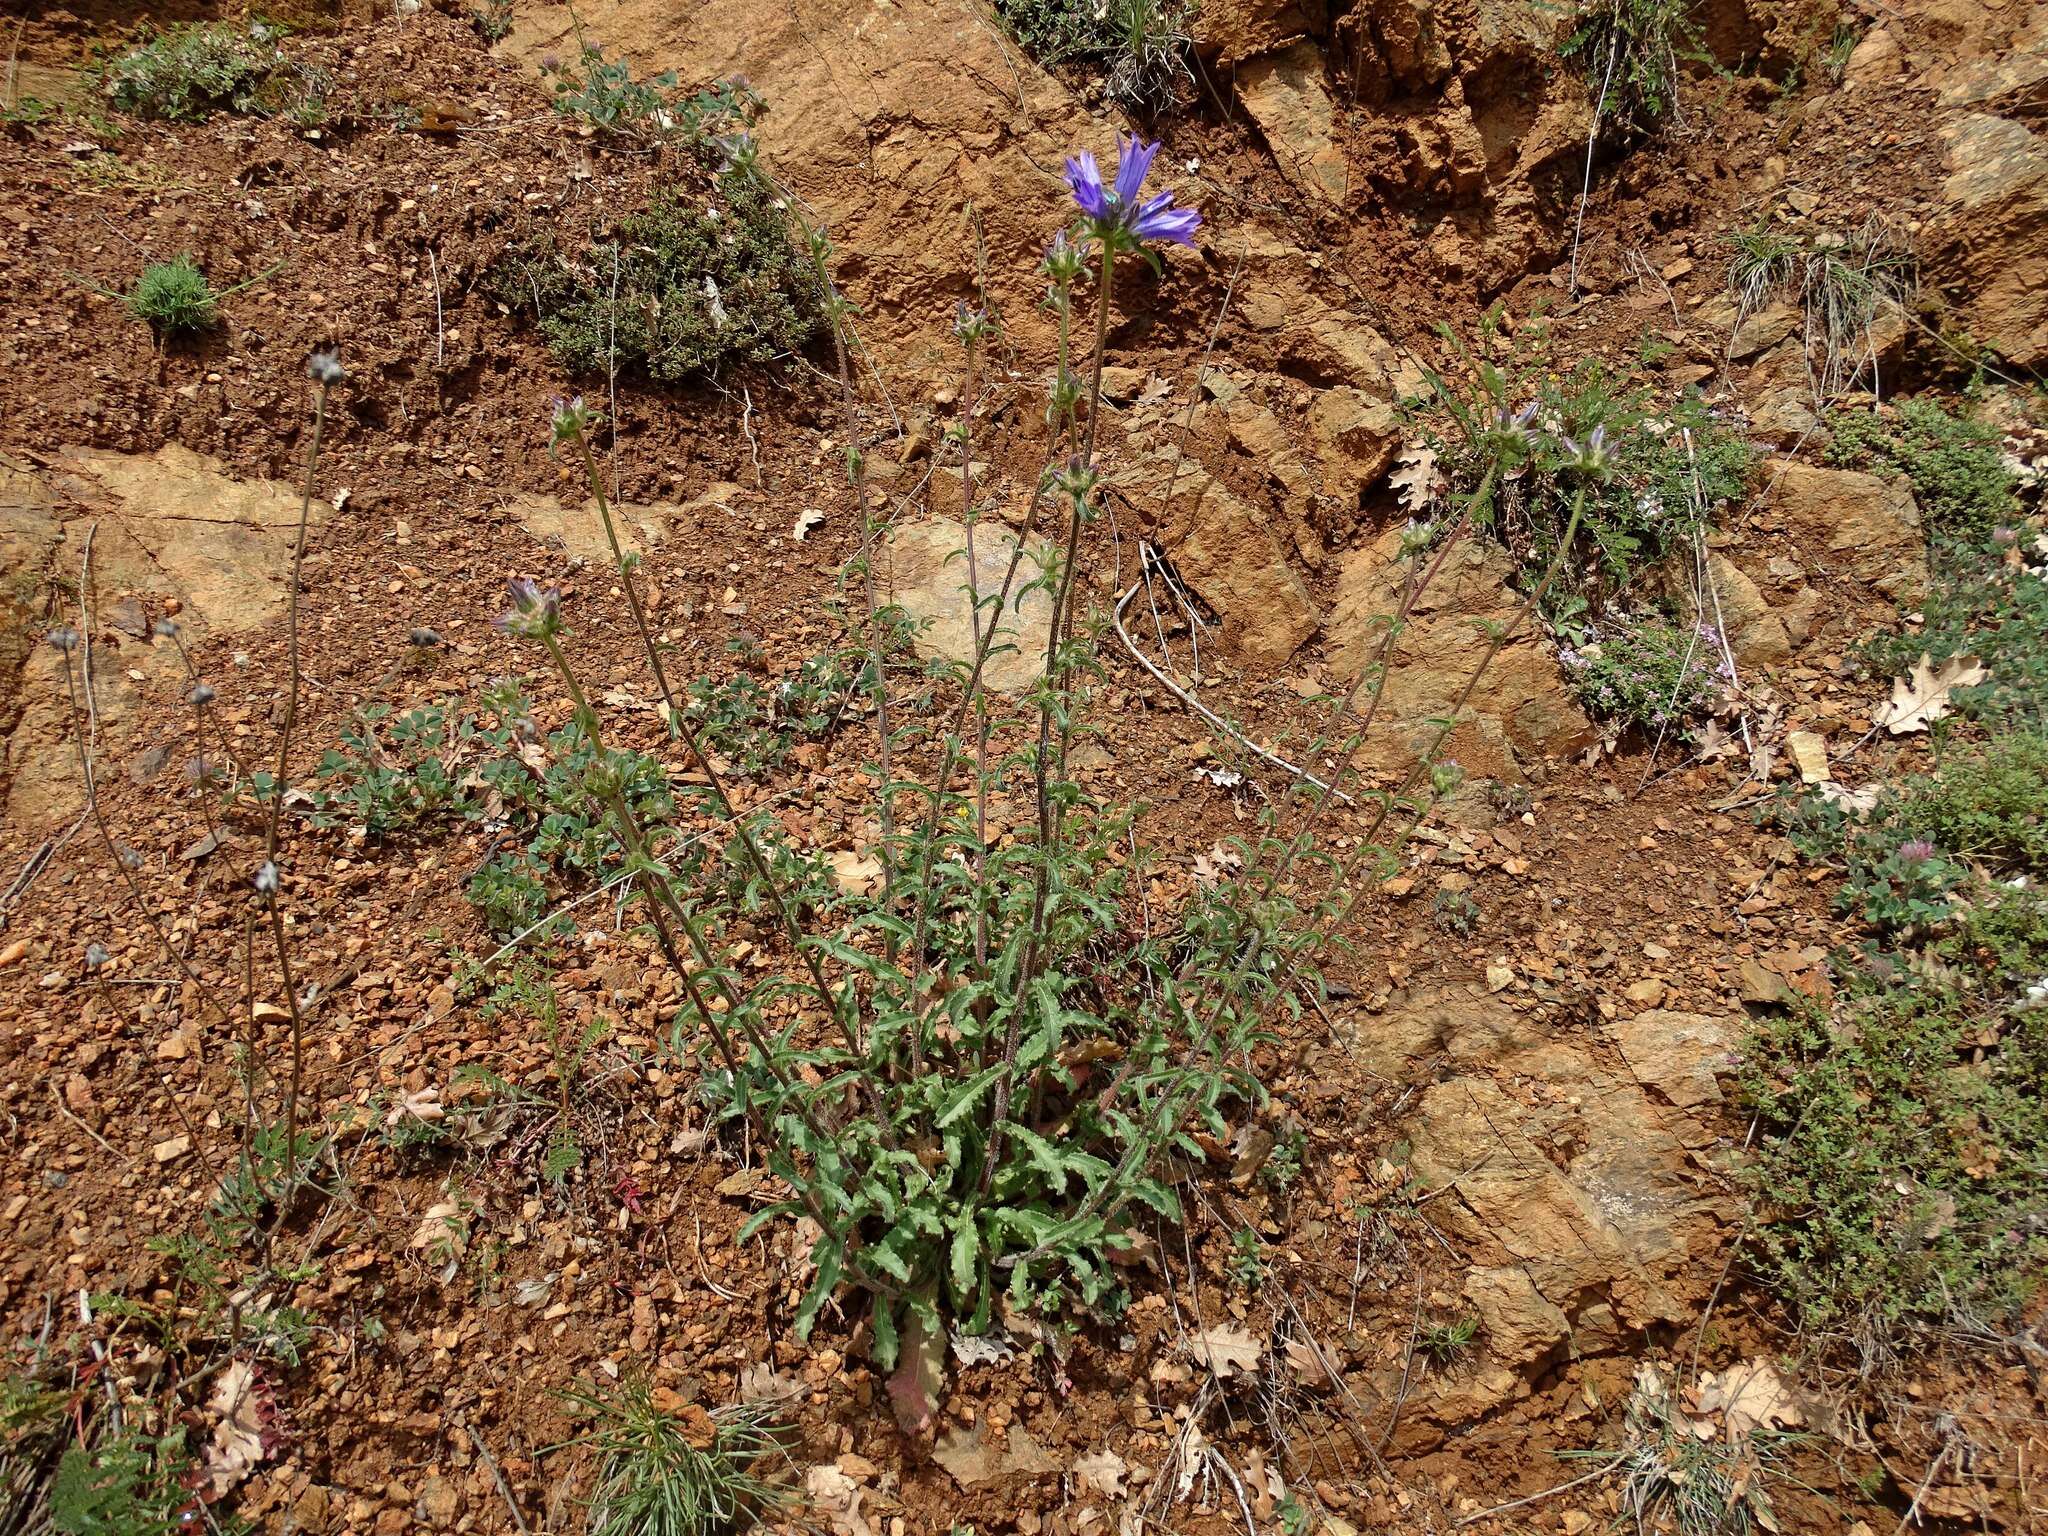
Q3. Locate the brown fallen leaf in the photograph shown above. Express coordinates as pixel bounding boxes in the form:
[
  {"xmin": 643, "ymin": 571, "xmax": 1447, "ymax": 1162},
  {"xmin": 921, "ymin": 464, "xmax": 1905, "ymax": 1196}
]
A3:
[
  {"xmin": 1072, "ymin": 1446, "xmax": 1128, "ymax": 1498},
  {"xmin": 180, "ymin": 830, "xmax": 226, "ymax": 861},
  {"xmin": 738, "ymin": 1362, "xmax": 804, "ymax": 1404},
  {"xmin": 804, "ymin": 1464, "xmax": 874, "ymax": 1536},
  {"xmin": 1873, "ymin": 652, "xmax": 1987, "ymax": 735},
  {"xmin": 1229, "ymin": 1123, "xmax": 1277, "ymax": 1187},
  {"xmin": 1182, "ymin": 1324, "xmax": 1262, "ymax": 1380},
  {"xmin": 1192, "ymin": 841, "xmax": 1242, "ymax": 887},
  {"xmin": 197, "ymin": 1361, "xmax": 278, "ymax": 1500},
  {"xmin": 1390, "ymin": 443, "xmax": 1438, "ymax": 511},
  {"xmin": 828, "ymin": 848, "xmax": 884, "ymax": 897},
  {"xmin": 1696, "ymin": 1356, "xmax": 1804, "ymax": 1437},
  {"xmin": 1816, "ymin": 780, "xmax": 1879, "ymax": 815},
  {"xmin": 1696, "ymin": 718, "xmax": 1740, "ymax": 761},
  {"xmin": 1281, "ymin": 1338, "xmax": 1334, "ymax": 1389}
]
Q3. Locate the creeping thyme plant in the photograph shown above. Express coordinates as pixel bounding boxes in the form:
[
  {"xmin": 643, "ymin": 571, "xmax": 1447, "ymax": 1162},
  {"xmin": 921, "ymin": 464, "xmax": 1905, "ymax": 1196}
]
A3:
[{"xmin": 469, "ymin": 129, "xmax": 1634, "ymax": 1418}]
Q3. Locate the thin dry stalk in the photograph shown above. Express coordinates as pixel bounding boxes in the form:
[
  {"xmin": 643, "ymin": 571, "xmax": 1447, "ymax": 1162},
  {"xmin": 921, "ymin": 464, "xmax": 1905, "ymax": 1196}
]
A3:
[{"xmin": 269, "ymin": 363, "xmax": 336, "ymax": 1199}]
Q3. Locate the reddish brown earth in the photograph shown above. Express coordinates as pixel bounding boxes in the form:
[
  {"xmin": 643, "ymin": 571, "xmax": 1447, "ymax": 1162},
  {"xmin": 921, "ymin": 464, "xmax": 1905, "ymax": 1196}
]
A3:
[{"xmin": 2, "ymin": 1, "xmax": 2045, "ymax": 1533}]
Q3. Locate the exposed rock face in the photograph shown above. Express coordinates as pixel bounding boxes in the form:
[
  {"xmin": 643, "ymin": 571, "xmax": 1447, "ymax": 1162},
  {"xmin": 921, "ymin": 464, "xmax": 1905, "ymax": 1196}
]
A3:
[
  {"xmin": 1348, "ymin": 983, "xmax": 1734, "ymax": 1423},
  {"xmin": 506, "ymin": 483, "xmax": 743, "ymax": 566},
  {"xmin": 880, "ymin": 517, "xmax": 1052, "ymax": 694},
  {"xmin": 1758, "ymin": 461, "xmax": 1927, "ymax": 600},
  {"xmin": 1113, "ymin": 447, "xmax": 1323, "ymax": 665},
  {"xmin": 1931, "ymin": 4, "xmax": 2048, "ymax": 109},
  {"xmin": 1611, "ymin": 1009, "xmax": 1740, "ymax": 1109},
  {"xmin": 1305, "ymin": 386, "xmax": 1403, "ymax": 502},
  {"xmin": 1671, "ymin": 551, "xmax": 1793, "ymax": 668},
  {"xmin": 56, "ymin": 446, "xmax": 332, "ymax": 637},
  {"xmin": 1, "ymin": 447, "xmax": 335, "ymax": 829},
  {"xmin": 1238, "ymin": 43, "xmax": 1351, "ymax": 204},
  {"xmin": 1842, "ymin": 25, "xmax": 1904, "ymax": 86},
  {"xmin": 1405, "ymin": 1059, "xmax": 1725, "ymax": 1414},
  {"xmin": 1192, "ymin": 0, "xmax": 1329, "ymax": 69},
  {"xmin": 1336, "ymin": 0, "xmax": 1452, "ymax": 97},
  {"xmin": 1928, "ymin": 114, "xmax": 2048, "ymax": 367},
  {"xmin": 1327, "ymin": 528, "xmax": 1593, "ymax": 772}
]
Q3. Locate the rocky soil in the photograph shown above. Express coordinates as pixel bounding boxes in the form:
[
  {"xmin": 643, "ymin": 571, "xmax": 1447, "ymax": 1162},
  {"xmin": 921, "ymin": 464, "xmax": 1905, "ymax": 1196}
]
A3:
[{"xmin": 1, "ymin": 0, "xmax": 2044, "ymax": 1532}]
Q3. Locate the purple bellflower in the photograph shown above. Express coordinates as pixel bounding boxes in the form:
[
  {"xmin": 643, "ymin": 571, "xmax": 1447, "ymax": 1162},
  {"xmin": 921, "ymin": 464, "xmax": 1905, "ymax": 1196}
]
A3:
[
  {"xmin": 496, "ymin": 577, "xmax": 563, "ymax": 641},
  {"xmin": 1559, "ymin": 422, "xmax": 1612, "ymax": 476},
  {"xmin": 1063, "ymin": 132, "xmax": 1201, "ymax": 254}
]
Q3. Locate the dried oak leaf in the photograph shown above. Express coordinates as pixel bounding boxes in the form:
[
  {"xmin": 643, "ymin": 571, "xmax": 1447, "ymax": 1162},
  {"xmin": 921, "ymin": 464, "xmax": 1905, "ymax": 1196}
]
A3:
[
  {"xmin": 804, "ymin": 1464, "xmax": 875, "ymax": 1536},
  {"xmin": 1873, "ymin": 653, "xmax": 1987, "ymax": 735},
  {"xmin": 1182, "ymin": 1324, "xmax": 1263, "ymax": 1380},
  {"xmin": 1192, "ymin": 842, "xmax": 1242, "ymax": 887},
  {"xmin": 738, "ymin": 1362, "xmax": 804, "ymax": 1404},
  {"xmin": 1390, "ymin": 444, "xmax": 1438, "ymax": 511},
  {"xmin": 196, "ymin": 1361, "xmax": 279, "ymax": 1501},
  {"xmin": 1072, "ymin": 1446, "xmax": 1128, "ymax": 1498},
  {"xmin": 1695, "ymin": 1357, "xmax": 1804, "ymax": 1438},
  {"xmin": 828, "ymin": 848, "xmax": 884, "ymax": 897}
]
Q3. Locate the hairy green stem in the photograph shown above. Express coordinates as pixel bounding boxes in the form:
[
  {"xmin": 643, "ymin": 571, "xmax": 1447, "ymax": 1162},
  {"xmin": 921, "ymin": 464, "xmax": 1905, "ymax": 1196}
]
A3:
[
  {"xmin": 55, "ymin": 655, "xmax": 235, "ymax": 1030},
  {"xmin": 978, "ymin": 248, "xmax": 1116, "ymax": 1199},
  {"xmin": 564, "ymin": 421, "xmax": 860, "ymax": 1065},
  {"xmin": 800, "ymin": 229, "xmax": 900, "ymax": 950},
  {"xmin": 534, "ymin": 627, "xmax": 902, "ymax": 1168},
  {"xmin": 266, "ymin": 372, "xmax": 330, "ymax": 1200},
  {"xmin": 270, "ymin": 896, "xmax": 309, "ymax": 1204}
]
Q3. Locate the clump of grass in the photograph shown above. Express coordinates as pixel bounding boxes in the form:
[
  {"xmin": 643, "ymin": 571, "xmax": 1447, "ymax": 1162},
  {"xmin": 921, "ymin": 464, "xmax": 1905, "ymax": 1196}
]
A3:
[
  {"xmin": 993, "ymin": 0, "xmax": 1195, "ymax": 115},
  {"xmin": 566, "ymin": 1380, "xmax": 785, "ymax": 1536},
  {"xmin": 492, "ymin": 175, "xmax": 823, "ymax": 384},
  {"xmin": 1419, "ymin": 1316, "xmax": 1480, "ymax": 1369},
  {"xmin": 126, "ymin": 255, "xmax": 218, "ymax": 334},
  {"xmin": 1802, "ymin": 224, "xmax": 1916, "ymax": 398},
  {"xmin": 101, "ymin": 20, "xmax": 317, "ymax": 123},
  {"xmin": 1724, "ymin": 219, "xmax": 1917, "ymax": 401},
  {"xmin": 1565, "ymin": 1367, "xmax": 1798, "ymax": 1536},
  {"xmin": 1726, "ymin": 227, "xmax": 1799, "ymax": 319},
  {"xmin": 118, "ymin": 254, "xmax": 279, "ymax": 337}
]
